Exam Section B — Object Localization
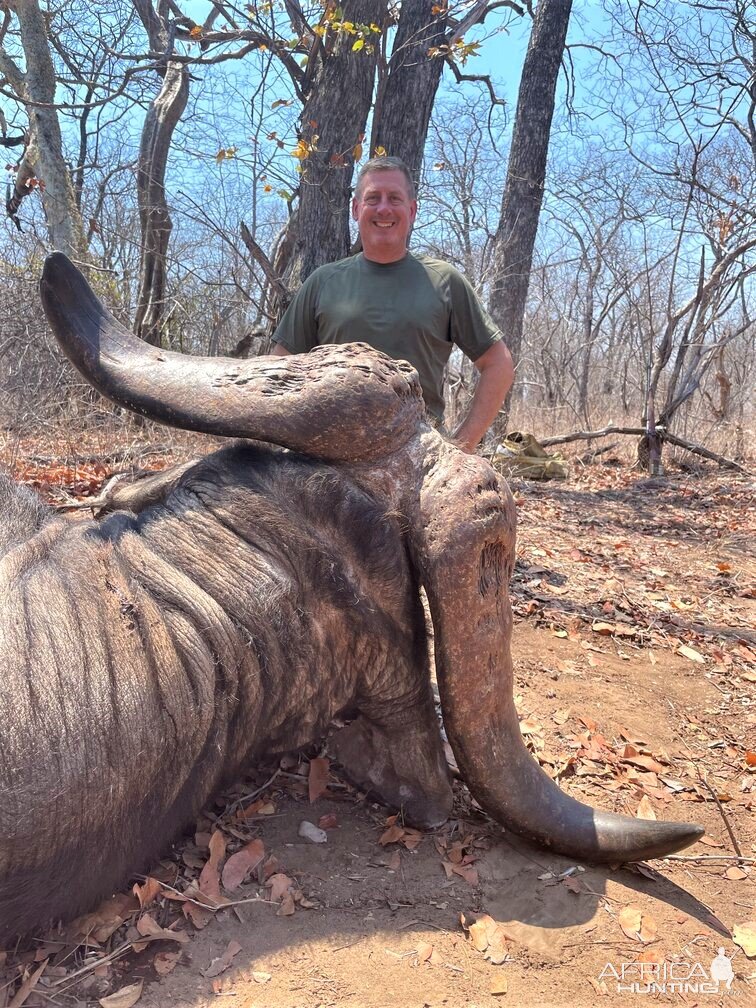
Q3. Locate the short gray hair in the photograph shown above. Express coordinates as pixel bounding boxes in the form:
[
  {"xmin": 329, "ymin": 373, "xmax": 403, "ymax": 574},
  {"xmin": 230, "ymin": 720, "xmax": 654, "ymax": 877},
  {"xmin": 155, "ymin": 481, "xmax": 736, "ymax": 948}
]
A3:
[{"xmin": 354, "ymin": 156, "xmax": 416, "ymax": 199}]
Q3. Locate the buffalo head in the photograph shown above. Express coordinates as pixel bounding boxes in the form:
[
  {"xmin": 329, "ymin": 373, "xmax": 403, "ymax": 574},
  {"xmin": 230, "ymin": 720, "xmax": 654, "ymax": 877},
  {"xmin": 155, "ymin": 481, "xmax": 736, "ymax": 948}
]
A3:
[{"xmin": 0, "ymin": 254, "xmax": 703, "ymax": 940}]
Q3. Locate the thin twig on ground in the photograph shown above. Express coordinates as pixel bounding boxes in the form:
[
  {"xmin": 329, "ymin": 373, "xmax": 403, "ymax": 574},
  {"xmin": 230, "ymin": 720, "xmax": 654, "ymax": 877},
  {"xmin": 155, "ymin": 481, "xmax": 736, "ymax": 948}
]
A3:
[{"xmin": 696, "ymin": 771, "xmax": 743, "ymax": 858}]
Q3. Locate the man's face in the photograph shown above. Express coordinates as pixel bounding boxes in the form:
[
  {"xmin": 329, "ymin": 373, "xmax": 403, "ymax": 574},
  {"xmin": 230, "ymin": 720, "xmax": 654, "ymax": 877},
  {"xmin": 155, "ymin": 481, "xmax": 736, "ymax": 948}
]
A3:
[{"xmin": 352, "ymin": 169, "xmax": 417, "ymax": 263}]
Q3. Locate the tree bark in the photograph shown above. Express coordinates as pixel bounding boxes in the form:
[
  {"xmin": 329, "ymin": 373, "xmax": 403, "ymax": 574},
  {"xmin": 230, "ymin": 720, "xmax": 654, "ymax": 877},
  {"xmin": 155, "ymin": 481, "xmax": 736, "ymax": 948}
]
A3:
[
  {"xmin": 11, "ymin": 0, "xmax": 87, "ymax": 257},
  {"xmin": 133, "ymin": 1, "xmax": 190, "ymax": 347},
  {"xmin": 372, "ymin": 0, "xmax": 448, "ymax": 184},
  {"xmin": 282, "ymin": 0, "xmax": 383, "ymax": 290},
  {"xmin": 488, "ymin": 0, "xmax": 573, "ymax": 376}
]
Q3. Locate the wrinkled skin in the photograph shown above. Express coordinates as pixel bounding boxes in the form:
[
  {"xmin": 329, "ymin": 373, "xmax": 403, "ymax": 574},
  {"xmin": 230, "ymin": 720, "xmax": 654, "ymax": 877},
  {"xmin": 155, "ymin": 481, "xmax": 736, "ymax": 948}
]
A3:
[
  {"xmin": 0, "ymin": 444, "xmax": 450, "ymax": 939},
  {"xmin": 0, "ymin": 255, "xmax": 703, "ymax": 941}
]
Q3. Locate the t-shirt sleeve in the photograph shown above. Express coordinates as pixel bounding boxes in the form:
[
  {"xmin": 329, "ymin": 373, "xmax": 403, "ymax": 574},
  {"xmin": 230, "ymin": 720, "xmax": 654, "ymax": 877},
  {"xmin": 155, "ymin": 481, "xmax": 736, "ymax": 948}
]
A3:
[
  {"xmin": 447, "ymin": 268, "xmax": 502, "ymax": 361},
  {"xmin": 271, "ymin": 271, "xmax": 320, "ymax": 353}
]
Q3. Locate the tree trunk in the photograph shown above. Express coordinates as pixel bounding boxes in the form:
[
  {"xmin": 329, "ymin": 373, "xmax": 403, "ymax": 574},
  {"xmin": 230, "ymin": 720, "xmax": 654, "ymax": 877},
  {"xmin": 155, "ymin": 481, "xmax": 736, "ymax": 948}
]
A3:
[
  {"xmin": 488, "ymin": 0, "xmax": 573, "ymax": 391},
  {"xmin": 283, "ymin": 0, "xmax": 383, "ymax": 290},
  {"xmin": 372, "ymin": 0, "xmax": 448, "ymax": 184},
  {"xmin": 13, "ymin": 0, "xmax": 87, "ymax": 258},
  {"xmin": 133, "ymin": 1, "xmax": 190, "ymax": 347}
]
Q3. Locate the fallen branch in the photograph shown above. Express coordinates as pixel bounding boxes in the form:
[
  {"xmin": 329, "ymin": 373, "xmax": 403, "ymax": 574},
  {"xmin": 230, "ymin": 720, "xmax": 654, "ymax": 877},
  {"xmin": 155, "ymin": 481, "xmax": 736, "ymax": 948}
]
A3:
[
  {"xmin": 540, "ymin": 426, "xmax": 747, "ymax": 472},
  {"xmin": 575, "ymin": 442, "xmax": 618, "ymax": 464},
  {"xmin": 540, "ymin": 425, "xmax": 656, "ymax": 446},
  {"xmin": 661, "ymin": 431, "xmax": 748, "ymax": 472}
]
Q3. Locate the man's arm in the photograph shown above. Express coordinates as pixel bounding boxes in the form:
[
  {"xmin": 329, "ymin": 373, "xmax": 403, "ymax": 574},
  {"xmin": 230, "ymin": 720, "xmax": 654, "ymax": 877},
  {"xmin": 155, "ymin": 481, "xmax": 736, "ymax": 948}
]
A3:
[
  {"xmin": 451, "ymin": 340, "xmax": 514, "ymax": 454},
  {"xmin": 271, "ymin": 344, "xmax": 292, "ymax": 357}
]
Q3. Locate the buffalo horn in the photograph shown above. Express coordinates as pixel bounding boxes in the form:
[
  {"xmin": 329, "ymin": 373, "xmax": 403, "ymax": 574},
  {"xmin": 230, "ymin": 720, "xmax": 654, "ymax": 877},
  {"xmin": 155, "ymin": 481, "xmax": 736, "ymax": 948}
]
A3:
[{"xmin": 40, "ymin": 253, "xmax": 424, "ymax": 463}]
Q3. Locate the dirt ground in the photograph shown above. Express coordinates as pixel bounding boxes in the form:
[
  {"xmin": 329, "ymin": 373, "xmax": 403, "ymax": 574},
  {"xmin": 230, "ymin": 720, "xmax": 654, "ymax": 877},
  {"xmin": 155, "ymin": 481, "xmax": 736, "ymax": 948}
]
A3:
[{"xmin": 1, "ymin": 439, "xmax": 754, "ymax": 1008}]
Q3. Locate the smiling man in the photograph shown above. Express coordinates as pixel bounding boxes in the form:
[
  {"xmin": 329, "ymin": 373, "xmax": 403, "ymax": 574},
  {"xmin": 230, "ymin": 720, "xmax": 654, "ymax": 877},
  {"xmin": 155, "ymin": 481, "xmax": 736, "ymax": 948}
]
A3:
[{"xmin": 271, "ymin": 156, "xmax": 513, "ymax": 452}]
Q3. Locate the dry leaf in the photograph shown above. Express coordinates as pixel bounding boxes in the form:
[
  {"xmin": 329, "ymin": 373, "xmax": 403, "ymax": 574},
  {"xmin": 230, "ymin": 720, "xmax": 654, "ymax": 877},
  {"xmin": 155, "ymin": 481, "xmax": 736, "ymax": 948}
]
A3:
[
  {"xmin": 198, "ymin": 830, "xmax": 226, "ymax": 902},
  {"xmin": 562, "ymin": 876, "xmax": 582, "ymax": 894},
  {"xmin": 635, "ymin": 948, "xmax": 664, "ymax": 964},
  {"xmin": 133, "ymin": 877, "xmax": 163, "ymax": 909},
  {"xmin": 182, "ymin": 901, "xmax": 213, "ymax": 929},
  {"xmin": 318, "ymin": 813, "xmax": 338, "ymax": 829},
  {"xmin": 201, "ymin": 940, "xmax": 242, "ymax": 978},
  {"xmin": 222, "ymin": 838, "xmax": 265, "ymax": 891},
  {"xmin": 697, "ymin": 835, "xmax": 725, "ymax": 847},
  {"xmin": 468, "ymin": 917, "xmax": 491, "ymax": 952},
  {"xmin": 490, "ymin": 975, "xmax": 508, "ymax": 995},
  {"xmin": 153, "ymin": 951, "xmax": 180, "ymax": 976},
  {"xmin": 379, "ymin": 824, "xmax": 405, "ymax": 846},
  {"xmin": 587, "ymin": 976, "xmax": 609, "ymax": 995},
  {"xmin": 237, "ymin": 798, "xmax": 276, "ymax": 819},
  {"xmin": 461, "ymin": 911, "xmax": 511, "ymax": 962},
  {"xmin": 401, "ymin": 829, "xmax": 423, "ymax": 851},
  {"xmin": 618, "ymin": 904, "xmax": 643, "ymax": 941},
  {"xmin": 677, "ymin": 644, "xmax": 705, "ymax": 663},
  {"xmin": 415, "ymin": 942, "xmax": 433, "ymax": 964},
  {"xmin": 636, "ymin": 795, "xmax": 657, "ymax": 820},
  {"xmin": 451, "ymin": 863, "xmax": 479, "ymax": 886},
  {"xmin": 267, "ymin": 873, "xmax": 294, "ymax": 902},
  {"xmin": 99, "ymin": 981, "xmax": 143, "ymax": 1008},
  {"xmin": 262, "ymin": 855, "xmax": 279, "ymax": 879},
  {"xmin": 308, "ymin": 757, "xmax": 330, "ymax": 802},
  {"xmin": 277, "ymin": 892, "xmax": 296, "ymax": 916},
  {"xmin": 622, "ymin": 754, "xmax": 667, "ymax": 774},
  {"xmin": 733, "ymin": 921, "xmax": 756, "ymax": 957},
  {"xmin": 68, "ymin": 892, "xmax": 139, "ymax": 943},
  {"xmin": 135, "ymin": 913, "xmax": 190, "ymax": 944},
  {"xmin": 639, "ymin": 914, "xmax": 658, "ymax": 943},
  {"xmin": 725, "ymin": 866, "xmax": 748, "ymax": 880}
]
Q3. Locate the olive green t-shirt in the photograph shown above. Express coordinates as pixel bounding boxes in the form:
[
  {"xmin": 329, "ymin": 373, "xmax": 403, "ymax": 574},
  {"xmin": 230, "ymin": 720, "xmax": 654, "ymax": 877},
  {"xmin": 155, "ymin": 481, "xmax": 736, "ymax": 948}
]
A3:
[{"xmin": 272, "ymin": 253, "xmax": 502, "ymax": 419}]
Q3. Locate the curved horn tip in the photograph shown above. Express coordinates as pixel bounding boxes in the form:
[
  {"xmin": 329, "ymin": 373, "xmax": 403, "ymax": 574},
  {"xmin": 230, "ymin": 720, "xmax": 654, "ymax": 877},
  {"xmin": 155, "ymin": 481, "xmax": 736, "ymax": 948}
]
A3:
[
  {"xmin": 42, "ymin": 250, "xmax": 75, "ymax": 280},
  {"xmin": 585, "ymin": 815, "xmax": 706, "ymax": 864}
]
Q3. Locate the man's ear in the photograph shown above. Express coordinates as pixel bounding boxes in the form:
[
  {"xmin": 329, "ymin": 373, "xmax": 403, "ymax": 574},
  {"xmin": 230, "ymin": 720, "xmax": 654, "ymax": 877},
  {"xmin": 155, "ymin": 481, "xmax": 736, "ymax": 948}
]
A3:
[
  {"xmin": 410, "ymin": 199, "xmax": 418, "ymax": 224},
  {"xmin": 351, "ymin": 197, "xmax": 359, "ymax": 221}
]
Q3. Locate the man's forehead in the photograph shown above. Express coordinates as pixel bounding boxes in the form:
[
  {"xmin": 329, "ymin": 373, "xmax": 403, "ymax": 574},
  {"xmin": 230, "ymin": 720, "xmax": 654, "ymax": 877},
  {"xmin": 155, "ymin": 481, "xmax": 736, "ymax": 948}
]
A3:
[{"xmin": 359, "ymin": 171, "xmax": 411, "ymax": 196}]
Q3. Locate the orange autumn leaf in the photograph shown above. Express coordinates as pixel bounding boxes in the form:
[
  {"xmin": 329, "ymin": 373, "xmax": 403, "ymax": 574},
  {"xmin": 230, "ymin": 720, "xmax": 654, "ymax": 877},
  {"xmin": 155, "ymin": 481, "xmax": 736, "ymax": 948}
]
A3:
[
  {"xmin": 379, "ymin": 823, "xmax": 405, "ymax": 846},
  {"xmin": 133, "ymin": 877, "xmax": 163, "ymax": 909}
]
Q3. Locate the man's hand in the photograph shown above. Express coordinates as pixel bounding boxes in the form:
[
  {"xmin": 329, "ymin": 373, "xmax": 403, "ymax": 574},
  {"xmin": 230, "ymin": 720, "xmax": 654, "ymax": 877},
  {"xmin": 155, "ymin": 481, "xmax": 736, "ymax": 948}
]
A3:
[{"xmin": 451, "ymin": 341, "xmax": 514, "ymax": 453}]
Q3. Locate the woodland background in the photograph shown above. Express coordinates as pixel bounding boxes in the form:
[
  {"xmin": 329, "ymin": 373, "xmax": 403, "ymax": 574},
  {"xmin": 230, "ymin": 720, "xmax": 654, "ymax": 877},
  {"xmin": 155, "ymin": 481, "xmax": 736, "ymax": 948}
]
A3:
[
  {"xmin": 0, "ymin": 6, "xmax": 754, "ymax": 1005},
  {"xmin": 0, "ymin": 0, "xmax": 753, "ymax": 464}
]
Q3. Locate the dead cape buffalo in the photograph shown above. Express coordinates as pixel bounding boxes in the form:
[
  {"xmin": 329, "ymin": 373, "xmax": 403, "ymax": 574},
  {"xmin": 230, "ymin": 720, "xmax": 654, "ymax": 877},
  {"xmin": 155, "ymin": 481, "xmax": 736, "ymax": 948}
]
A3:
[{"xmin": 0, "ymin": 253, "xmax": 703, "ymax": 941}]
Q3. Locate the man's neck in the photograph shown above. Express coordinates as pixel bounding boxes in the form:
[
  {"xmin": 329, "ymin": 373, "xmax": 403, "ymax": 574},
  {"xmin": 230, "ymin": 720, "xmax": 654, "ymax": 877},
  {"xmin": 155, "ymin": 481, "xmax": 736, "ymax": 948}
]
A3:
[{"xmin": 362, "ymin": 250, "xmax": 410, "ymax": 265}]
